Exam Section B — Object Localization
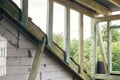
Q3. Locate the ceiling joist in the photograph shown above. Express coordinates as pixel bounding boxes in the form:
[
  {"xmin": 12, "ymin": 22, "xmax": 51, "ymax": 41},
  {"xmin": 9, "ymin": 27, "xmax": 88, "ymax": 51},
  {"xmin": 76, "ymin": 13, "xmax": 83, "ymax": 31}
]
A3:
[
  {"xmin": 75, "ymin": 0, "xmax": 111, "ymax": 16},
  {"xmin": 54, "ymin": 0, "xmax": 98, "ymax": 18},
  {"xmin": 109, "ymin": 0, "xmax": 120, "ymax": 8},
  {"xmin": 95, "ymin": 14, "xmax": 120, "ymax": 22}
]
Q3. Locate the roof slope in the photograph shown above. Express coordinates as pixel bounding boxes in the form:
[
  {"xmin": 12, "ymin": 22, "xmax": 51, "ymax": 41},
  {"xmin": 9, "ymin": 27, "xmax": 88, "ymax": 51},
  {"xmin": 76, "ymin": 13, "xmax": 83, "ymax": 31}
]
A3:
[
  {"xmin": 0, "ymin": 0, "xmax": 91, "ymax": 80},
  {"xmin": 71, "ymin": 0, "xmax": 120, "ymax": 15}
]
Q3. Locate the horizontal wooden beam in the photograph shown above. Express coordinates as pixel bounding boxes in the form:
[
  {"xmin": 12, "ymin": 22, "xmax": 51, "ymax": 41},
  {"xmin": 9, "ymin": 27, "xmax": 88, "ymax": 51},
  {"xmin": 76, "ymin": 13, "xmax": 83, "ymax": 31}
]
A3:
[
  {"xmin": 95, "ymin": 74, "xmax": 120, "ymax": 80},
  {"xmin": 75, "ymin": 0, "xmax": 111, "ymax": 15},
  {"xmin": 54, "ymin": 0, "xmax": 97, "ymax": 18},
  {"xmin": 109, "ymin": 0, "xmax": 120, "ymax": 8},
  {"xmin": 95, "ymin": 14, "xmax": 120, "ymax": 22}
]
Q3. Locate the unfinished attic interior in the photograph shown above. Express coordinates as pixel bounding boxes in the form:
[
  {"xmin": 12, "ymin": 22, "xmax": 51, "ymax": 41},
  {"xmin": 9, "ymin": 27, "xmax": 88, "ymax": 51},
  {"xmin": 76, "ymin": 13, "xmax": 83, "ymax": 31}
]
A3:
[{"xmin": 1, "ymin": 0, "xmax": 120, "ymax": 80}]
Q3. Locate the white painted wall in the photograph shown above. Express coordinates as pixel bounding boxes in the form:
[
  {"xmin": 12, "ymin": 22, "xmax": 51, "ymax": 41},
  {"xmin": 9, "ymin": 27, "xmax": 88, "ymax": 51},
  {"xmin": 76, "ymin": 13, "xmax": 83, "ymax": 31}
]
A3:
[{"xmin": 0, "ymin": 18, "xmax": 77, "ymax": 80}]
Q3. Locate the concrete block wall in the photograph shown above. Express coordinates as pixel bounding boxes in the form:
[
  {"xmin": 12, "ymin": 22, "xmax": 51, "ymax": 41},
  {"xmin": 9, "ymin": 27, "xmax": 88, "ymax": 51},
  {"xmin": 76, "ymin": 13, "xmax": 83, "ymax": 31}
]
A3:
[{"xmin": 0, "ymin": 18, "xmax": 75, "ymax": 80}]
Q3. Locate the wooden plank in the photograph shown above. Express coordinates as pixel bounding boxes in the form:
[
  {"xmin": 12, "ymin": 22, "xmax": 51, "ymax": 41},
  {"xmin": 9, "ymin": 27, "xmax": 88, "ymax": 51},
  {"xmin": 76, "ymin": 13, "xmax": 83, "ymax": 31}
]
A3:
[
  {"xmin": 27, "ymin": 19, "xmax": 46, "ymax": 41},
  {"xmin": 96, "ymin": 23, "xmax": 108, "ymax": 73},
  {"xmin": 21, "ymin": 0, "xmax": 28, "ymax": 26},
  {"xmin": 91, "ymin": 19, "xmax": 97, "ymax": 80},
  {"xmin": 111, "ymin": 71, "xmax": 120, "ymax": 75},
  {"xmin": 46, "ymin": 0, "xmax": 53, "ymax": 47},
  {"xmin": 64, "ymin": 1, "xmax": 70, "ymax": 63},
  {"xmin": 54, "ymin": 0, "xmax": 97, "ymax": 18},
  {"xmin": 95, "ymin": 14, "xmax": 120, "ymax": 22},
  {"xmin": 95, "ymin": 74, "xmax": 120, "ymax": 80},
  {"xmin": 79, "ymin": 13, "xmax": 84, "ymax": 73},
  {"xmin": 75, "ymin": 0, "xmax": 111, "ymax": 15},
  {"xmin": 28, "ymin": 38, "xmax": 46, "ymax": 80},
  {"xmin": 109, "ymin": 0, "xmax": 120, "ymax": 8},
  {"xmin": 107, "ymin": 21, "xmax": 112, "ymax": 73}
]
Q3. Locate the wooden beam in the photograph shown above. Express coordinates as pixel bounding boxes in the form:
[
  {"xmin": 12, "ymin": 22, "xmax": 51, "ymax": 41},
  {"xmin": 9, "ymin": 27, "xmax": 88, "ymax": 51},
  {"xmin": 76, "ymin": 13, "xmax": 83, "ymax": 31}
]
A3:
[
  {"xmin": 54, "ymin": 0, "xmax": 97, "ymax": 18},
  {"xmin": 91, "ymin": 19, "xmax": 97, "ymax": 80},
  {"xmin": 95, "ymin": 74, "xmax": 120, "ymax": 80},
  {"xmin": 75, "ymin": 0, "xmax": 111, "ymax": 15},
  {"xmin": 107, "ymin": 21, "xmax": 112, "ymax": 74},
  {"xmin": 79, "ymin": 13, "xmax": 84, "ymax": 73},
  {"xmin": 64, "ymin": 1, "xmax": 70, "ymax": 63},
  {"xmin": 46, "ymin": 0, "xmax": 53, "ymax": 47},
  {"xmin": 109, "ymin": 0, "xmax": 120, "ymax": 8},
  {"xmin": 21, "ymin": 0, "xmax": 28, "ymax": 26},
  {"xmin": 28, "ymin": 38, "xmax": 46, "ymax": 80},
  {"xmin": 95, "ymin": 14, "xmax": 120, "ymax": 22},
  {"xmin": 0, "ymin": 0, "xmax": 21, "ymax": 20}
]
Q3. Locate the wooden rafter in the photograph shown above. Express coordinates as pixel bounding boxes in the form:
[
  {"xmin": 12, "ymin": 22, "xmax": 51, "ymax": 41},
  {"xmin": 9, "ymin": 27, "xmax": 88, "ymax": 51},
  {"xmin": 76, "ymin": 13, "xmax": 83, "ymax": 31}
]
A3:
[
  {"xmin": 79, "ymin": 13, "xmax": 84, "ymax": 73},
  {"xmin": 54, "ymin": 0, "xmax": 98, "ymax": 18},
  {"xmin": 109, "ymin": 0, "xmax": 120, "ymax": 8},
  {"xmin": 75, "ymin": 0, "xmax": 111, "ymax": 15},
  {"xmin": 95, "ymin": 14, "xmax": 120, "ymax": 22},
  {"xmin": 28, "ymin": 38, "xmax": 46, "ymax": 80}
]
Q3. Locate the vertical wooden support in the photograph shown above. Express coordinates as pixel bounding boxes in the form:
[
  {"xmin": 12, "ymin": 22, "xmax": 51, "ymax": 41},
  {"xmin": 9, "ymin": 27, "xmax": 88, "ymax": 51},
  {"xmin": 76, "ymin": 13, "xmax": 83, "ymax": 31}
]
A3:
[
  {"xmin": 28, "ymin": 38, "xmax": 46, "ymax": 80},
  {"xmin": 107, "ymin": 21, "xmax": 112, "ymax": 74},
  {"xmin": 21, "ymin": 0, "xmax": 28, "ymax": 26},
  {"xmin": 64, "ymin": 1, "xmax": 70, "ymax": 63},
  {"xmin": 96, "ymin": 23, "xmax": 108, "ymax": 73},
  {"xmin": 91, "ymin": 19, "xmax": 97, "ymax": 79},
  {"xmin": 46, "ymin": 0, "xmax": 53, "ymax": 47},
  {"xmin": 79, "ymin": 13, "xmax": 84, "ymax": 73}
]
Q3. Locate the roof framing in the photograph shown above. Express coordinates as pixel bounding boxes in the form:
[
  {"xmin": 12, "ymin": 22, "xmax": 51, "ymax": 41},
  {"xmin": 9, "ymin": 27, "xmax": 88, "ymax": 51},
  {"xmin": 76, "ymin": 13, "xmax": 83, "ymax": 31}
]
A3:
[
  {"xmin": 54, "ymin": 0, "xmax": 98, "ymax": 18},
  {"xmin": 95, "ymin": 14, "xmax": 120, "ymax": 22},
  {"xmin": 75, "ymin": 0, "xmax": 111, "ymax": 15},
  {"xmin": 109, "ymin": 0, "xmax": 120, "ymax": 8}
]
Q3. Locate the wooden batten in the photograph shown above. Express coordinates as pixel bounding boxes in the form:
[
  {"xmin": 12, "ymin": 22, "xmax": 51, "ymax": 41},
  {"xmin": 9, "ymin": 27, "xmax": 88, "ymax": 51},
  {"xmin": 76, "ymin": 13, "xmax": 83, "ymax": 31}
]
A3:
[
  {"xmin": 46, "ymin": 0, "xmax": 54, "ymax": 47},
  {"xmin": 64, "ymin": 1, "xmax": 70, "ymax": 63},
  {"xmin": 91, "ymin": 19, "xmax": 97, "ymax": 80},
  {"xmin": 95, "ymin": 74, "xmax": 120, "ymax": 80},
  {"xmin": 79, "ymin": 13, "xmax": 84, "ymax": 73},
  {"xmin": 107, "ymin": 21, "xmax": 112, "ymax": 74}
]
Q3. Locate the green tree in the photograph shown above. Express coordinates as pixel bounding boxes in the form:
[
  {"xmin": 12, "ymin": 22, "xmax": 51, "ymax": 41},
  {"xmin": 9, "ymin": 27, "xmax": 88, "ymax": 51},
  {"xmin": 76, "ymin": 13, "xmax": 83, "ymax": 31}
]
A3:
[
  {"xmin": 70, "ymin": 39, "xmax": 79, "ymax": 62},
  {"xmin": 53, "ymin": 33, "xmax": 91, "ymax": 73},
  {"xmin": 102, "ymin": 24, "xmax": 120, "ymax": 42},
  {"xmin": 53, "ymin": 27, "xmax": 120, "ymax": 73},
  {"xmin": 112, "ymin": 41, "xmax": 120, "ymax": 71},
  {"xmin": 101, "ymin": 24, "xmax": 120, "ymax": 71},
  {"xmin": 53, "ymin": 33, "xmax": 64, "ymax": 49}
]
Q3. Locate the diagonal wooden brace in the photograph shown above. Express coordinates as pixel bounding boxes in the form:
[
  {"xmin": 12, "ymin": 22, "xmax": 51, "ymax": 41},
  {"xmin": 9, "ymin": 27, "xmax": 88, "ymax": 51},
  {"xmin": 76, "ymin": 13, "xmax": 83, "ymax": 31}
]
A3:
[{"xmin": 28, "ymin": 38, "xmax": 46, "ymax": 80}]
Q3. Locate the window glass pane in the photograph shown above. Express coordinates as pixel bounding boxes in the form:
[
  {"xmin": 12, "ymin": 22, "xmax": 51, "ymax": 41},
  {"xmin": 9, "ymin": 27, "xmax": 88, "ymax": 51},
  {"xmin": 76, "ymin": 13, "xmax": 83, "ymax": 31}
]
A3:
[
  {"xmin": 97, "ymin": 22, "xmax": 107, "ymax": 61},
  {"xmin": 83, "ymin": 15, "xmax": 92, "ymax": 75},
  {"xmin": 29, "ymin": 0, "xmax": 47, "ymax": 33},
  {"xmin": 111, "ymin": 28, "xmax": 120, "ymax": 71},
  {"xmin": 53, "ymin": 2, "xmax": 65, "ymax": 49},
  {"xmin": 70, "ymin": 9, "xmax": 79, "ymax": 62}
]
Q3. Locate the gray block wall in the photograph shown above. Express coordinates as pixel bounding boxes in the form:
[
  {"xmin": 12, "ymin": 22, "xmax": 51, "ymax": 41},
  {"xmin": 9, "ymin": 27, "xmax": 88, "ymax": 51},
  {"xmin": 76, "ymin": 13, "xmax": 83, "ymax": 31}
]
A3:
[{"xmin": 0, "ymin": 18, "xmax": 75, "ymax": 80}]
